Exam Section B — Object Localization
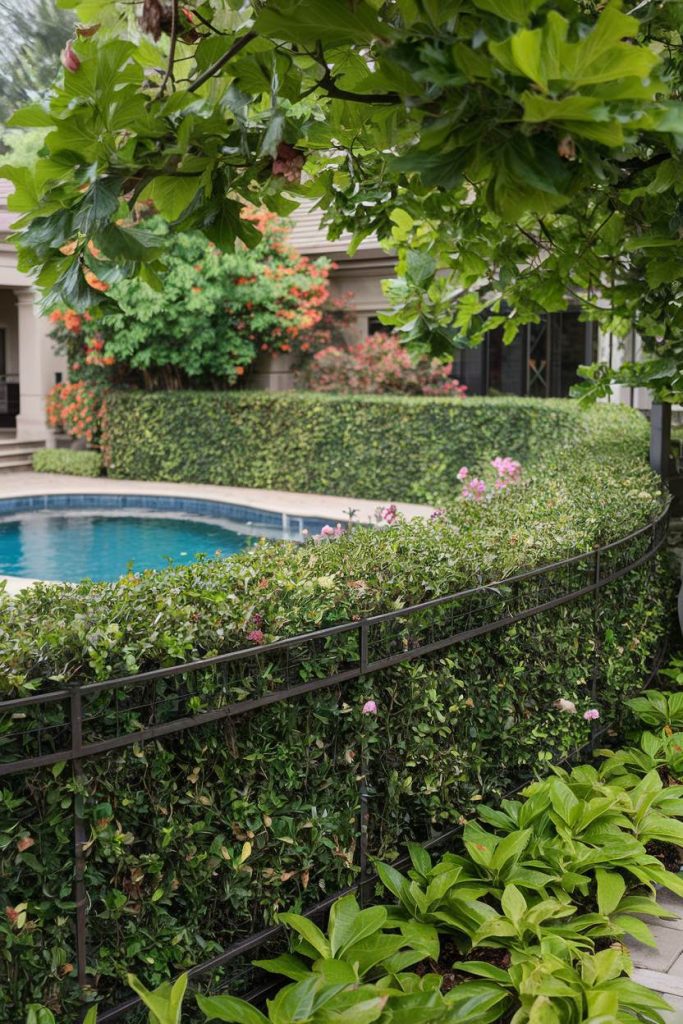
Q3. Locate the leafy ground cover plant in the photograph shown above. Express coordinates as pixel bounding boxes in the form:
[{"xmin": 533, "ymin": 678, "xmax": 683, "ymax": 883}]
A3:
[{"xmin": 32, "ymin": 448, "xmax": 102, "ymax": 477}]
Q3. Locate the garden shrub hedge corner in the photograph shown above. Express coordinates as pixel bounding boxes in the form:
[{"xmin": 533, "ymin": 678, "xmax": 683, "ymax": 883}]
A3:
[
  {"xmin": 32, "ymin": 448, "xmax": 102, "ymax": 477},
  {"xmin": 103, "ymin": 391, "xmax": 649, "ymax": 504},
  {"xmin": 0, "ymin": 393, "xmax": 674, "ymax": 1019}
]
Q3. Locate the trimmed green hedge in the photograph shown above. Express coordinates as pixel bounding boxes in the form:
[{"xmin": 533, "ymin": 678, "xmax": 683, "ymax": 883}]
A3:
[
  {"xmin": 0, "ymin": 405, "xmax": 672, "ymax": 1019},
  {"xmin": 32, "ymin": 448, "xmax": 102, "ymax": 477},
  {"xmin": 103, "ymin": 391, "xmax": 649, "ymax": 503}
]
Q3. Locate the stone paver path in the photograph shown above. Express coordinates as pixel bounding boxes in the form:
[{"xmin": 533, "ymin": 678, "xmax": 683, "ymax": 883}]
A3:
[{"xmin": 629, "ymin": 893, "xmax": 683, "ymax": 1021}]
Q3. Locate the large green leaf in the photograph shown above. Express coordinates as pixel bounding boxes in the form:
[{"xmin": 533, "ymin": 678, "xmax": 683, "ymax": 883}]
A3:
[
  {"xmin": 127, "ymin": 973, "xmax": 188, "ymax": 1024},
  {"xmin": 595, "ymin": 869, "xmax": 625, "ymax": 916},
  {"xmin": 254, "ymin": 0, "xmax": 386, "ymax": 46},
  {"xmin": 140, "ymin": 176, "xmax": 204, "ymax": 223},
  {"xmin": 197, "ymin": 993, "xmax": 269, "ymax": 1023}
]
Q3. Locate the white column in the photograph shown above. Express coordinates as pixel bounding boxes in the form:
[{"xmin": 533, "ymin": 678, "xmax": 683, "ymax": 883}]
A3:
[{"xmin": 13, "ymin": 287, "xmax": 51, "ymax": 441}]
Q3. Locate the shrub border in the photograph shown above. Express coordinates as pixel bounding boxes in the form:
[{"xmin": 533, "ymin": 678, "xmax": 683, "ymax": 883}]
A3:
[{"xmin": 0, "ymin": 500, "xmax": 670, "ymax": 1020}]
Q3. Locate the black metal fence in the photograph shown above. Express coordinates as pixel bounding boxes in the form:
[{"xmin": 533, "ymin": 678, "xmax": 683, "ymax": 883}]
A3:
[{"xmin": 0, "ymin": 501, "xmax": 671, "ymax": 1021}]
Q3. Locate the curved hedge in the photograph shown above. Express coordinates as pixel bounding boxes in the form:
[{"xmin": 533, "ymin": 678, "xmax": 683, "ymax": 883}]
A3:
[
  {"xmin": 0, "ymin": 399, "xmax": 674, "ymax": 1020},
  {"xmin": 103, "ymin": 391, "xmax": 650, "ymax": 503}
]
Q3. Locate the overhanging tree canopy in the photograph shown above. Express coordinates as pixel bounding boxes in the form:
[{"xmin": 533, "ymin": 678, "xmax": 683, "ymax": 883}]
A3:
[{"xmin": 5, "ymin": 0, "xmax": 683, "ymax": 400}]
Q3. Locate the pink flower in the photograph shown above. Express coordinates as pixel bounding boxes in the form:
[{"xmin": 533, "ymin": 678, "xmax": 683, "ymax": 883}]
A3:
[
  {"xmin": 272, "ymin": 142, "xmax": 305, "ymax": 183},
  {"xmin": 554, "ymin": 699, "xmax": 577, "ymax": 714},
  {"xmin": 456, "ymin": 466, "xmax": 469, "ymax": 481},
  {"xmin": 584, "ymin": 708, "xmax": 600, "ymax": 721},
  {"xmin": 491, "ymin": 457, "xmax": 522, "ymax": 482},
  {"xmin": 251, "ymin": 613, "xmax": 263, "ymax": 628},
  {"xmin": 430, "ymin": 508, "xmax": 446, "ymax": 521},
  {"xmin": 248, "ymin": 629, "xmax": 265, "ymax": 644},
  {"xmin": 362, "ymin": 700, "xmax": 377, "ymax": 715},
  {"xmin": 382, "ymin": 504, "xmax": 398, "ymax": 525},
  {"xmin": 334, "ymin": 523, "xmax": 344, "ymax": 537},
  {"xmin": 320, "ymin": 525, "xmax": 335, "ymax": 537},
  {"xmin": 61, "ymin": 40, "xmax": 80, "ymax": 72},
  {"xmin": 463, "ymin": 478, "xmax": 487, "ymax": 500}
]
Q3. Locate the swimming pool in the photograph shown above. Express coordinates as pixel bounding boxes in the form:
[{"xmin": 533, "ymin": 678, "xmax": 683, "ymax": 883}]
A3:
[{"xmin": 0, "ymin": 494, "xmax": 328, "ymax": 583}]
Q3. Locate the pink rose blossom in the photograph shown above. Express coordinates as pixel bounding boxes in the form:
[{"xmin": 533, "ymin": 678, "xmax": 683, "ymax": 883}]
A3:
[
  {"xmin": 456, "ymin": 466, "xmax": 469, "ymax": 481},
  {"xmin": 320, "ymin": 524, "xmax": 335, "ymax": 537},
  {"xmin": 248, "ymin": 629, "xmax": 265, "ymax": 644},
  {"xmin": 362, "ymin": 700, "xmax": 377, "ymax": 715},
  {"xmin": 583, "ymin": 708, "xmax": 600, "ymax": 721},
  {"xmin": 382, "ymin": 504, "xmax": 398, "ymax": 525},
  {"xmin": 334, "ymin": 523, "xmax": 344, "ymax": 537}
]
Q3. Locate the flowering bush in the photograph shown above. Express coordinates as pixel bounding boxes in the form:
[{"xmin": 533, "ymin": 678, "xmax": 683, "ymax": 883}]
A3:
[
  {"xmin": 89, "ymin": 212, "xmax": 333, "ymax": 388},
  {"xmin": 46, "ymin": 211, "xmax": 338, "ymax": 397},
  {"xmin": 46, "ymin": 380, "xmax": 106, "ymax": 445},
  {"xmin": 302, "ymin": 333, "xmax": 467, "ymax": 396},
  {"xmin": 457, "ymin": 456, "xmax": 522, "ymax": 500}
]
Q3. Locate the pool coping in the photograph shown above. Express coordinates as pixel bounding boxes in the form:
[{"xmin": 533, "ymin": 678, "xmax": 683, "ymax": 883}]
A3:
[{"xmin": 0, "ymin": 472, "xmax": 434, "ymax": 594}]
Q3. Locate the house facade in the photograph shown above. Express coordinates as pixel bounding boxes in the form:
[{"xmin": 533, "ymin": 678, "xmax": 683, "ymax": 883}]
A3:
[{"xmin": 0, "ymin": 184, "xmax": 651, "ymax": 443}]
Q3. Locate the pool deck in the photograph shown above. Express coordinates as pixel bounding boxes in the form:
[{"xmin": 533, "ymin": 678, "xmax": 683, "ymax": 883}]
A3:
[{"xmin": 0, "ymin": 471, "xmax": 434, "ymax": 595}]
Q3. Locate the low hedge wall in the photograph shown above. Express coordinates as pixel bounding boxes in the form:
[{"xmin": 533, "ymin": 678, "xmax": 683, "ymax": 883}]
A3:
[
  {"xmin": 103, "ymin": 391, "xmax": 649, "ymax": 503},
  {"xmin": 32, "ymin": 448, "xmax": 102, "ymax": 477},
  {"xmin": 0, "ymin": 402, "xmax": 673, "ymax": 1019}
]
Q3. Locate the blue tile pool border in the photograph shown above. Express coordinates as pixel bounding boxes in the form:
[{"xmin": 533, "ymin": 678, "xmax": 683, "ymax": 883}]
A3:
[{"xmin": 0, "ymin": 493, "xmax": 331, "ymax": 536}]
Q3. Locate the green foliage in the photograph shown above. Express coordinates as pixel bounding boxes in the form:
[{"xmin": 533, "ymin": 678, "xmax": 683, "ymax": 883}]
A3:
[
  {"xmin": 102, "ymin": 392, "xmax": 649, "ymax": 505},
  {"xmin": 26, "ymin": 689, "xmax": 683, "ymax": 1024},
  {"xmin": 6, "ymin": 2, "xmax": 683, "ymax": 399},
  {"xmin": 626, "ymin": 687, "xmax": 683, "ymax": 731},
  {"xmin": 0, "ymin": 397, "xmax": 672, "ymax": 1018},
  {"xmin": 32, "ymin": 447, "xmax": 102, "ymax": 477}
]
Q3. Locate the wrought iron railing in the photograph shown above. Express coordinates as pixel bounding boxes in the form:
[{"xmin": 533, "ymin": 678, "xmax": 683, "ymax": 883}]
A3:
[{"xmin": 0, "ymin": 500, "xmax": 671, "ymax": 1021}]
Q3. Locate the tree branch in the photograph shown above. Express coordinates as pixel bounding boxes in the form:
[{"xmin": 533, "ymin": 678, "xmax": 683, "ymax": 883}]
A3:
[
  {"xmin": 317, "ymin": 65, "xmax": 400, "ymax": 105},
  {"xmin": 188, "ymin": 30, "xmax": 257, "ymax": 92},
  {"xmin": 157, "ymin": 0, "xmax": 178, "ymax": 97}
]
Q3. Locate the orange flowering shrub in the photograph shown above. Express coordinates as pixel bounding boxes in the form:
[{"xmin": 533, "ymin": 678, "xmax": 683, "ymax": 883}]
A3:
[
  {"xmin": 47, "ymin": 310, "xmax": 110, "ymax": 443},
  {"xmin": 46, "ymin": 380, "xmax": 105, "ymax": 444}
]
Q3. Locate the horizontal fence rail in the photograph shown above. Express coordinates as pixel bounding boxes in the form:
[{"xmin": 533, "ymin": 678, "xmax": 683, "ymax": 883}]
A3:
[{"xmin": 0, "ymin": 499, "xmax": 671, "ymax": 1022}]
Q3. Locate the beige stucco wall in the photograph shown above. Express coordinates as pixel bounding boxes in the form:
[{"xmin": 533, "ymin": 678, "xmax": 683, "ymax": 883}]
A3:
[{"xmin": 327, "ymin": 251, "xmax": 396, "ymax": 343}]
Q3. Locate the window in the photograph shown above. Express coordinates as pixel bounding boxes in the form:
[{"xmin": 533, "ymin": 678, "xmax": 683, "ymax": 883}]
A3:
[{"xmin": 367, "ymin": 316, "xmax": 385, "ymax": 336}]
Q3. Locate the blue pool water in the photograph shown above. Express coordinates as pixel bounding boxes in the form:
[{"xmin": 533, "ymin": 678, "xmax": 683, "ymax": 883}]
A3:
[{"xmin": 0, "ymin": 511, "xmax": 254, "ymax": 582}]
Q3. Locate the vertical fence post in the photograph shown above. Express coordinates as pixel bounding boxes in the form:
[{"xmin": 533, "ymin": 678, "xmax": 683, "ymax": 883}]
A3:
[
  {"xmin": 358, "ymin": 620, "xmax": 370, "ymax": 908},
  {"xmin": 590, "ymin": 547, "xmax": 601, "ymax": 754},
  {"xmin": 70, "ymin": 685, "xmax": 89, "ymax": 996},
  {"xmin": 650, "ymin": 402, "xmax": 671, "ymax": 482}
]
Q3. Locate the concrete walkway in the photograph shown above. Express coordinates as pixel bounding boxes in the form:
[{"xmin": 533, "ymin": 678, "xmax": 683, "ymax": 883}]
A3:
[
  {"xmin": 630, "ymin": 893, "xmax": 683, "ymax": 1020},
  {"xmin": 0, "ymin": 471, "xmax": 434, "ymax": 593}
]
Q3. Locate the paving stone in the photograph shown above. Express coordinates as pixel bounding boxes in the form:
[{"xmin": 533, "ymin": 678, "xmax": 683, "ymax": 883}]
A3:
[
  {"xmin": 628, "ymin": 926, "xmax": 683, "ymax": 972},
  {"xmin": 634, "ymin": 968, "xmax": 683, "ymax": 998},
  {"xmin": 654, "ymin": 894, "xmax": 683, "ymax": 931},
  {"xmin": 661, "ymin": 993, "xmax": 683, "ymax": 1021}
]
